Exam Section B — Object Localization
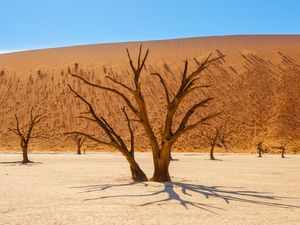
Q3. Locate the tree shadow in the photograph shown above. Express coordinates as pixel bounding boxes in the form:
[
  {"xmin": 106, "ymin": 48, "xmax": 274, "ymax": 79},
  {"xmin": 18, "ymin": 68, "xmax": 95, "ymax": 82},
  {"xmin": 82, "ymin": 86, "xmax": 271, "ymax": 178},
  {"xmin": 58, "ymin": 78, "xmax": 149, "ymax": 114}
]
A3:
[
  {"xmin": 171, "ymin": 158, "xmax": 180, "ymax": 161},
  {"xmin": 70, "ymin": 181, "xmax": 300, "ymax": 213},
  {"xmin": 205, "ymin": 158, "xmax": 223, "ymax": 161},
  {"xmin": 0, "ymin": 161, "xmax": 42, "ymax": 166}
]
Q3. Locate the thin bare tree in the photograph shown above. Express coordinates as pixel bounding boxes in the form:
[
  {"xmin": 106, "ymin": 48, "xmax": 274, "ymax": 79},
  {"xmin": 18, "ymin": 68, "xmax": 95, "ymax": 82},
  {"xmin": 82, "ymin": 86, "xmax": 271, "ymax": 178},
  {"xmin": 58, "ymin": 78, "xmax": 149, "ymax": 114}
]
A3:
[
  {"xmin": 69, "ymin": 45, "xmax": 222, "ymax": 182},
  {"xmin": 8, "ymin": 109, "xmax": 44, "ymax": 163},
  {"xmin": 273, "ymin": 140, "xmax": 289, "ymax": 158},
  {"xmin": 203, "ymin": 126, "xmax": 231, "ymax": 160}
]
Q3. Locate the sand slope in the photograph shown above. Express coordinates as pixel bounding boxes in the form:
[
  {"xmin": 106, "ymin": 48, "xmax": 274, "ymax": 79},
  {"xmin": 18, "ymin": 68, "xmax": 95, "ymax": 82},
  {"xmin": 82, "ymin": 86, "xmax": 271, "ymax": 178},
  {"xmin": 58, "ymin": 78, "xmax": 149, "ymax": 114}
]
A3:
[
  {"xmin": 0, "ymin": 35, "xmax": 300, "ymax": 151},
  {"xmin": 0, "ymin": 153, "xmax": 299, "ymax": 225}
]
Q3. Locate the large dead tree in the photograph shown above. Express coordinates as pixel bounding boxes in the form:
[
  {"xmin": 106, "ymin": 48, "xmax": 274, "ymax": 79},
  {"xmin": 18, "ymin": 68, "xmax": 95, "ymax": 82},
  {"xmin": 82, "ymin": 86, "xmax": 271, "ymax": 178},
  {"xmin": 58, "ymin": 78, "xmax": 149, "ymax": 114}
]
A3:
[
  {"xmin": 8, "ymin": 109, "xmax": 44, "ymax": 163},
  {"xmin": 203, "ymin": 126, "xmax": 231, "ymax": 160},
  {"xmin": 69, "ymin": 45, "xmax": 222, "ymax": 182}
]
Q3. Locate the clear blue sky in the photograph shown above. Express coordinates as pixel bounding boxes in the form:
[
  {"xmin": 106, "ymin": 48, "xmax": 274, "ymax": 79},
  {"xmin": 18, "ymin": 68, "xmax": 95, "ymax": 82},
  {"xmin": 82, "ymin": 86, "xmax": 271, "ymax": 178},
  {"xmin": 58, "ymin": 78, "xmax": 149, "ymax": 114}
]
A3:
[{"xmin": 0, "ymin": 0, "xmax": 299, "ymax": 52}]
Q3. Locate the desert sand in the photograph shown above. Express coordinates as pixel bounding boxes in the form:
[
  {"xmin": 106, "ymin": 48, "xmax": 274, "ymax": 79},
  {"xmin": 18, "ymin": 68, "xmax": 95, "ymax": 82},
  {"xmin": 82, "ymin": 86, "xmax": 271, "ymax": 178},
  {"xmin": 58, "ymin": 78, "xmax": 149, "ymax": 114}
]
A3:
[
  {"xmin": 0, "ymin": 153, "xmax": 299, "ymax": 225},
  {"xmin": 0, "ymin": 35, "xmax": 300, "ymax": 152}
]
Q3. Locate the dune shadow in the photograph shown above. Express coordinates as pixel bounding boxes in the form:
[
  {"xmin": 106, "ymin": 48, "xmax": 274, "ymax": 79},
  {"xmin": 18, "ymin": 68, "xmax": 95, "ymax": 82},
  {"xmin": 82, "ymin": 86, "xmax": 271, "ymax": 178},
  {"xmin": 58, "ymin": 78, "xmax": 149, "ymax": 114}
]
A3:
[{"xmin": 70, "ymin": 181, "xmax": 300, "ymax": 213}]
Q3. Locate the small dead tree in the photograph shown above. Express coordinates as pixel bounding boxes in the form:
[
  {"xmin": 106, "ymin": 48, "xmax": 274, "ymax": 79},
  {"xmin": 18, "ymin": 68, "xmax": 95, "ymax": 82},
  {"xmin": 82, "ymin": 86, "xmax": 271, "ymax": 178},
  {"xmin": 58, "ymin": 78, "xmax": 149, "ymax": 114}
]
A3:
[
  {"xmin": 256, "ymin": 141, "xmax": 268, "ymax": 158},
  {"xmin": 273, "ymin": 141, "xmax": 289, "ymax": 158},
  {"xmin": 203, "ymin": 126, "xmax": 231, "ymax": 160},
  {"xmin": 277, "ymin": 145, "xmax": 287, "ymax": 158},
  {"xmin": 69, "ymin": 45, "xmax": 222, "ymax": 182},
  {"xmin": 8, "ymin": 109, "xmax": 44, "ymax": 163},
  {"xmin": 66, "ymin": 134, "xmax": 86, "ymax": 154}
]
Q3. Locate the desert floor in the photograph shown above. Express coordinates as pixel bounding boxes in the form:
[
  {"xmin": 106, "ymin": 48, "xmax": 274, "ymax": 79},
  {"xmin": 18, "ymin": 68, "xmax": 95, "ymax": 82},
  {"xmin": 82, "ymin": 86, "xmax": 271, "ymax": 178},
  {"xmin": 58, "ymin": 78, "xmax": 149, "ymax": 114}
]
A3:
[{"xmin": 0, "ymin": 153, "xmax": 299, "ymax": 225}]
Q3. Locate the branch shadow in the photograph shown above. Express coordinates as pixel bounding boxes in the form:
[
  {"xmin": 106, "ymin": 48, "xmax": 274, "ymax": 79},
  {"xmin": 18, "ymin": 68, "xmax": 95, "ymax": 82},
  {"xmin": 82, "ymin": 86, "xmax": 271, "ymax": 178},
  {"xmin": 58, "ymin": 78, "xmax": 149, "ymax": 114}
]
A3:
[{"xmin": 70, "ymin": 181, "xmax": 300, "ymax": 213}]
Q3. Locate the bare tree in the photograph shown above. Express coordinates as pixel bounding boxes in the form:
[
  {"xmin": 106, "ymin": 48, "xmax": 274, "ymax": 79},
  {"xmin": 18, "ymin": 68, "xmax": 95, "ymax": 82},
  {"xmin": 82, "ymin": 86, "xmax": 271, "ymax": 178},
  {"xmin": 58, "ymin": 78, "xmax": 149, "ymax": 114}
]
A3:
[
  {"xmin": 69, "ymin": 45, "xmax": 222, "ymax": 182},
  {"xmin": 65, "ymin": 133, "xmax": 87, "ymax": 154},
  {"xmin": 273, "ymin": 140, "xmax": 289, "ymax": 158},
  {"xmin": 256, "ymin": 141, "xmax": 268, "ymax": 158},
  {"xmin": 8, "ymin": 109, "xmax": 44, "ymax": 163},
  {"xmin": 203, "ymin": 126, "xmax": 231, "ymax": 160}
]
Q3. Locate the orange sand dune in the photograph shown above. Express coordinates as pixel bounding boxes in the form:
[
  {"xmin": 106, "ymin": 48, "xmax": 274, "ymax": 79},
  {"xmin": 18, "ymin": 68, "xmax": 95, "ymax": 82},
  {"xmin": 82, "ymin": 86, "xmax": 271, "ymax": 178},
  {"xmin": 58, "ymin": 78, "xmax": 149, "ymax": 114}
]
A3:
[{"xmin": 0, "ymin": 35, "xmax": 299, "ymax": 152}]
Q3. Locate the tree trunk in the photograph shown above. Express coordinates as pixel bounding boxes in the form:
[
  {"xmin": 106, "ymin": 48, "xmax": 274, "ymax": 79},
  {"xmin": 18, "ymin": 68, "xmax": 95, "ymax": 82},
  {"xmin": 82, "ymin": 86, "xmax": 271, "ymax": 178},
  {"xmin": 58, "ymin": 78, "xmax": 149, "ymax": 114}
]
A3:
[
  {"xmin": 257, "ymin": 142, "xmax": 263, "ymax": 158},
  {"xmin": 22, "ymin": 145, "xmax": 31, "ymax": 163},
  {"xmin": 281, "ymin": 150, "xmax": 285, "ymax": 158},
  {"xmin": 129, "ymin": 162, "xmax": 148, "ymax": 182},
  {"xmin": 122, "ymin": 148, "xmax": 148, "ymax": 182},
  {"xmin": 151, "ymin": 147, "xmax": 171, "ymax": 182},
  {"xmin": 210, "ymin": 144, "xmax": 216, "ymax": 160},
  {"xmin": 77, "ymin": 145, "xmax": 81, "ymax": 155},
  {"xmin": 258, "ymin": 150, "xmax": 262, "ymax": 157}
]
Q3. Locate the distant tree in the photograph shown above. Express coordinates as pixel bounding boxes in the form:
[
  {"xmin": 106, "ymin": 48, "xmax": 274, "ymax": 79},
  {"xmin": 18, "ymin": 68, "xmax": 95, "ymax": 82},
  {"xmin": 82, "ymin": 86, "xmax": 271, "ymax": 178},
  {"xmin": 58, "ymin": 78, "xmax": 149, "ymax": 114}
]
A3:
[
  {"xmin": 272, "ymin": 140, "xmax": 289, "ymax": 158},
  {"xmin": 69, "ymin": 45, "xmax": 222, "ymax": 182},
  {"xmin": 203, "ymin": 125, "xmax": 231, "ymax": 160},
  {"xmin": 8, "ymin": 109, "xmax": 44, "ymax": 163},
  {"xmin": 256, "ymin": 141, "xmax": 268, "ymax": 158},
  {"xmin": 74, "ymin": 63, "xmax": 79, "ymax": 73},
  {"xmin": 65, "ymin": 133, "xmax": 86, "ymax": 154}
]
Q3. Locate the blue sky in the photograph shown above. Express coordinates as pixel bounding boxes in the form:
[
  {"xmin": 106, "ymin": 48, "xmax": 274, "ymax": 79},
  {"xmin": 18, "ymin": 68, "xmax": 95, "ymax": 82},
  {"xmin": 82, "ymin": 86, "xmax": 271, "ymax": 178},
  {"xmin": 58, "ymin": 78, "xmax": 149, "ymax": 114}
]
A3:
[{"xmin": 0, "ymin": 0, "xmax": 299, "ymax": 52}]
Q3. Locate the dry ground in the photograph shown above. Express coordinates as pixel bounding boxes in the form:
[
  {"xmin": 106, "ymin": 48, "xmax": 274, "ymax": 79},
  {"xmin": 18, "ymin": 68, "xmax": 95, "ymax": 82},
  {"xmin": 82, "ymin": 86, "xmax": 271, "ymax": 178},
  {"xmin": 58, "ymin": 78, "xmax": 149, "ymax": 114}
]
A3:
[{"xmin": 0, "ymin": 153, "xmax": 299, "ymax": 225}]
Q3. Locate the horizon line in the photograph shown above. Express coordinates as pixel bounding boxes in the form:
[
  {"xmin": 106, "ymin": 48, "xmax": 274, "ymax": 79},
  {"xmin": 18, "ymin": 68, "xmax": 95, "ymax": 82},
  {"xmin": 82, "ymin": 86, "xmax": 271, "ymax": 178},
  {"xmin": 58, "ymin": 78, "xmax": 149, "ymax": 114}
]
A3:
[{"xmin": 1, "ymin": 33, "xmax": 299, "ymax": 55}]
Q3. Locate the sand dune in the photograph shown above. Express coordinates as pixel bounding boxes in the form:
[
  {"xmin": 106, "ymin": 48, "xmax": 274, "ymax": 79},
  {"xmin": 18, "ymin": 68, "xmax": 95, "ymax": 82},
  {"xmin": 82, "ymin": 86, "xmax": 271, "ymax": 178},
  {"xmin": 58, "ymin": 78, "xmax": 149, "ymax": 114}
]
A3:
[{"xmin": 0, "ymin": 35, "xmax": 299, "ymax": 152}]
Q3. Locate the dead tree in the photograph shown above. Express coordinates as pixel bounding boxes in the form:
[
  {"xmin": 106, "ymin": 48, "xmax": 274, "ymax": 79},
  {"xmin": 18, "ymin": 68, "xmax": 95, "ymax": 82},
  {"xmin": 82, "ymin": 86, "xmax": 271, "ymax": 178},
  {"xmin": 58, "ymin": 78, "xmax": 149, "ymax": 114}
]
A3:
[
  {"xmin": 8, "ymin": 109, "xmax": 44, "ymax": 163},
  {"xmin": 69, "ymin": 45, "xmax": 222, "ymax": 182},
  {"xmin": 203, "ymin": 126, "xmax": 231, "ymax": 160},
  {"xmin": 277, "ymin": 145, "xmax": 286, "ymax": 158},
  {"xmin": 257, "ymin": 141, "xmax": 268, "ymax": 157},
  {"xmin": 66, "ymin": 134, "xmax": 86, "ymax": 154},
  {"xmin": 66, "ymin": 85, "xmax": 148, "ymax": 182},
  {"xmin": 273, "ymin": 141, "xmax": 288, "ymax": 158}
]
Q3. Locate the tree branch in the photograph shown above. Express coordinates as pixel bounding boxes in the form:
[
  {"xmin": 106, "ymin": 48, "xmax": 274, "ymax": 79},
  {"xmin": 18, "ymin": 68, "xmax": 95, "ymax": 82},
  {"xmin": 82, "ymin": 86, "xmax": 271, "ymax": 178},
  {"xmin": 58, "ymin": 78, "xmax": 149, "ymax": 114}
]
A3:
[
  {"xmin": 105, "ymin": 76, "xmax": 134, "ymax": 93},
  {"xmin": 122, "ymin": 107, "xmax": 135, "ymax": 154},
  {"xmin": 151, "ymin": 72, "xmax": 170, "ymax": 106},
  {"xmin": 70, "ymin": 73, "xmax": 139, "ymax": 115},
  {"xmin": 172, "ymin": 112, "xmax": 221, "ymax": 142},
  {"xmin": 65, "ymin": 131, "xmax": 113, "ymax": 147},
  {"xmin": 175, "ymin": 98, "xmax": 214, "ymax": 133}
]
